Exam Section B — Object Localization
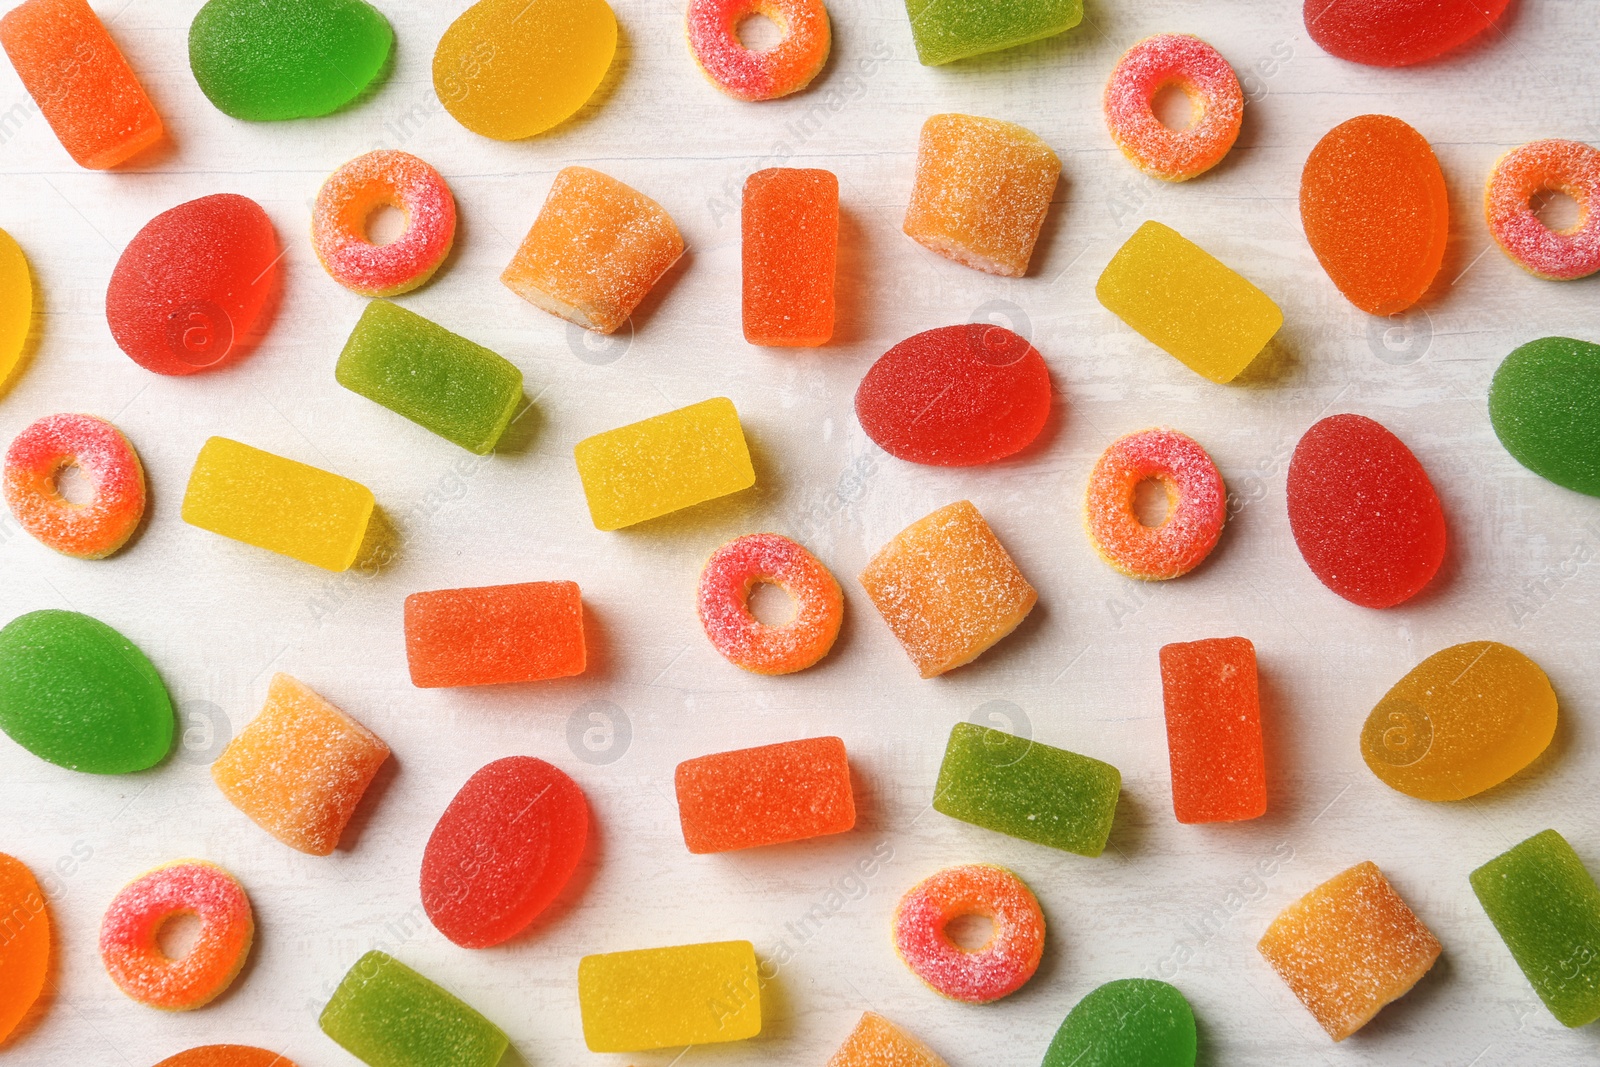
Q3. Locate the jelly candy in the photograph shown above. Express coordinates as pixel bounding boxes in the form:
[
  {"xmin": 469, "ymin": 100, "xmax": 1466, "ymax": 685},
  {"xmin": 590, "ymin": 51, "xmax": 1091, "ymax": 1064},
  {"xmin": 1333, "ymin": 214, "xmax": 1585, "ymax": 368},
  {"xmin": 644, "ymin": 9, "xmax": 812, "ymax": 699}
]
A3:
[
  {"xmin": 855, "ymin": 324, "xmax": 1050, "ymax": 466},
  {"xmin": 933, "ymin": 722, "xmax": 1119, "ymax": 856},
  {"xmin": 1084, "ymin": 428, "xmax": 1226, "ymax": 581},
  {"xmin": 321, "ymin": 951, "xmax": 508, "ymax": 1067},
  {"xmin": 106, "ymin": 195, "xmax": 281, "ymax": 377},
  {"xmin": 0, "ymin": 854, "xmax": 48, "ymax": 1044},
  {"xmin": 404, "ymin": 581, "xmax": 585, "ymax": 688},
  {"xmin": 743, "ymin": 167, "xmax": 838, "ymax": 346},
  {"xmin": 1304, "ymin": 0, "xmax": 1509, "ymax": 67},
  {"xmin": 579, "ymin": 940, "xmax": 761, "ymax": 1051},
  {"xmin": 893, "ymin": 864, "xmax": 1044, "ymax": 1003},
  {"xmin": 100, "ymin": 860, "xmax": 253, "ymax": 1011},
  {"xmin": 337, "ymin": 301, "xmax": 523, "ymax": 455},
  {"xmin": 502, "ymin": 166, "xmax": 685, "ymax": 335},
  {"xmin": 1104, "ymin": 34, "xmax": 1243, "ymax": 182},
  {"xmin": 1042, "ymin": 979, "xmax": 1197, "ymax": 1067},
  {"xmin": 688, "ymin": 0, "xmax": 829, "ymax": 103},
  {"xmin": 675, "ymin": 736, "xmax": 855, "ymax": 853},
  {"xmin": 1159, "ymin": 637, "xmax": 1266, "ymax": 823},
  {"xmin": 0, "ymin": 228, "xmax": 29, "ymax": 387},
  {"xmin": 1258, "ymin": 861, "xmax": 1440, "ymax": 1041},
  {"xmin": 313, "ymin": 151, "xmax": 457, "ymax": 297},
  {"xmin": 1485, "ymin": 140, "xmax": 1600, "ymax": 281},
  {"xmin": 188, "ymin": 0, "xmax": 392, "ymax": 121},
  {"xmin": 1300, "ymin": 115, "xmax": 1447, "ymax": 315},
  {"xmin": 211, "ymin": 673, "xmax": 390, "ymax": 856},
  {"xmin": 183, "ymin": 438, "xmax": 374, "ymax": 572},
  {"xmin": 1471, "ymin": 829, "xmax": 1600, "ymax": 1028},
  {"xmin": 905, "ymin": 0, "xmax": 1081, "ymax": 66},
  {"xmin": 434, "ymin": 0, "xmax": 617, "ymax": 141},
  {"xmin": 4, "ymin": 413, "xmax": 146, "ymax": 559},
  {"xmin": 1361, "ymin": 641, "xmax": 1556, "ymax": 802},
  {"xmin": 575, "ymin": 397, "xmax": 754, "ymax": 530},
  {"xmin": 697, "ymin": 533, "xmax": 843, "ymax": 675},
  {"xmin": 421, "ymin": 756, "xmax": 588, "ymax": 948},
  {"xmin": 0, "ymin": 0, "xmax": 163, "ymax": 168},
  {"xmin": 903, "ymin": 114, "xmax": 1059, "ymax": 277},
  {"xmin": 1097, "ymin": 221, "xmax": 1282, "ymax": 383},
  {"xmin": 1287, "ymin": 414, "xmax": 1446, "ymax": 608},
  {"xmin": 154, "ymin": 1048, "xmax": 297, "ymax": 1067},
  {"xmin": 827, "ymin": 1012, "xmax": 948, "ymax": 1067},
  {"xmin": 0, "ymin": 609, "xmax": 172, "ymax": 774},
  {"xmin": 1489, "ymin": 337, "xmax": 1600, "ymax": 497}
]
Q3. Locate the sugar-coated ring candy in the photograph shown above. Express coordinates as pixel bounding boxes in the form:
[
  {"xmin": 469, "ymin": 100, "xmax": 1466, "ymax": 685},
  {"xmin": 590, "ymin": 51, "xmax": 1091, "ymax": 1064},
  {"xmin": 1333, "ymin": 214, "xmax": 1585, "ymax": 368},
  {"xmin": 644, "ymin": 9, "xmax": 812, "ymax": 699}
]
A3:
[
  {"xmin": 892, "ymin": 864, "xmax": 1044, "ymax": 1004},
  {"xmin": 1085, "ymin": 428, "xmax": 1225, "ymax": 581},
  {"xmin": 312, "ymin": 151, "xmax": 457, "ymax": 297},
  {"xmin": 1485, "ymin": 140, "xmax": 1600, "ymax": 281},
  {"xmin": 686, "ymin": 0, "xmax": 830, "ymax": 102},
  {"xmin": 4, "ymin": 413, "xmax": 145, "ymax": 559},
  {"xmin": 99, "ymin": 860, "xmax": 253, "ymax": 1011},
  {"xmin": 1104, "ymin": 34, "xmax": 1243, "ymax": 182},
  {"xmin": 697, "ymin": 533, "xmax": 843, "ymax": 675}
]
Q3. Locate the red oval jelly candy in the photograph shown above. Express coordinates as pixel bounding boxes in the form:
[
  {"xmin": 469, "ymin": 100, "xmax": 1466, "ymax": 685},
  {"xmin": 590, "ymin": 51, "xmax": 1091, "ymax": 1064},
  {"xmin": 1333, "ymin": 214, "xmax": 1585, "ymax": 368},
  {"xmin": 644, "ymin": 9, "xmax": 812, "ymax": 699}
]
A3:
[
  {"xmin": 1304, "ymin": 0, "xmax": 1509, "ymax": 68},
  {"xmin": 106, "ymin": 193, "xmax": 280, "ymax": 376},
  {"xmin": 855, "ymin": 323, "xmax": 1051, "ymax": 466},
  {"xmin": 420, "ymin": 756, "xmax": 588, "ymax": 948},
  {"xmin": 1287, "ymin": 414, "xmax": 1446, "ymax": 609}
]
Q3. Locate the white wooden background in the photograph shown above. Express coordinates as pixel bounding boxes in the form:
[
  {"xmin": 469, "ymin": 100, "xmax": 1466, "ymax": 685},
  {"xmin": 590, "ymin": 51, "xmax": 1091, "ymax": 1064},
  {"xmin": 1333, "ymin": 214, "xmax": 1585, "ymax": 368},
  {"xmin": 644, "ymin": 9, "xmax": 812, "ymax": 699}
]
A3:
[{"xmin": 1, "ymin": 1, "xmax": 1598, "ymax": 1064}]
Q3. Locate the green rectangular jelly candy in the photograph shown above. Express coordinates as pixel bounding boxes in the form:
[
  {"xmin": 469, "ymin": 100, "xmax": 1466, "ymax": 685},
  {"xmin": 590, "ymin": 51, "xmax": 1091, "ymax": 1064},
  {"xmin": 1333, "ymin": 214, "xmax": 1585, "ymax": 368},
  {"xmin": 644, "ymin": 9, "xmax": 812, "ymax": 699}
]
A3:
[
  {"xmin": 905, "ymin": 0, "xmax": 1083, "ymax": 66},
  {"xmin": 933, "ymin": 722, "xmax": 1120, "ymax": 856},
  {"xmin": 337, "ymin": 301, "xmax": 523, "ymax": 455},
  {"xmin": 1470, "ymin": 829, "xmax": 1600, "ymax": 1028},
  {"xmin": 320, "ymin": 950, "xmax": 508, "ymax": 1067}
]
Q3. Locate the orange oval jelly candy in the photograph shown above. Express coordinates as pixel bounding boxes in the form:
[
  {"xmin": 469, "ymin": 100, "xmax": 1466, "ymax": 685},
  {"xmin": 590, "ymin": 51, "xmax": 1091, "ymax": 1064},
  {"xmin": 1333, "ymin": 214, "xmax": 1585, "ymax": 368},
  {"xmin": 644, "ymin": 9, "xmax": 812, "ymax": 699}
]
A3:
[{"xmin": 0, "ymin": 853, "xmax": 49, "ymax": 1043}]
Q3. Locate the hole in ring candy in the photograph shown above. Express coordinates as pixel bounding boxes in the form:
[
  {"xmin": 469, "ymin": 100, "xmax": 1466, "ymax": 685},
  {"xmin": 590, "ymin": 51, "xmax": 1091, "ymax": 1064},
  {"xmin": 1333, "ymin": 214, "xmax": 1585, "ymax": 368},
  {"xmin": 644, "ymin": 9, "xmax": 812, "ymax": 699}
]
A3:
[
  {"xmin": 3, "ymin": 413, "xmax": 146, "ymax": 559},
  {"xmin": 1084, "ymin": 429, "xmax": 1225, "ymax": 580},
  {"xmin": 99, "ymin": 860, "xmax": 254, "ymax": 1011},
  {"xmin": 1485, "ymin": 140, "xmax": 1600, "ymax": 281},
  {"xmin": 697, "ymin": 533, "xmax": 843, "ymax": 675},
  {"xmin": 892, "ymin": 863, "xmax": 1044, "ymax": 1004},
  {"xmin": 1103, "ymin": 34, "xmax": 1243, "ymax": 182},
  {"xmin": 313, "ymin": 151, "xmax": 457, "ymax": 297},
  {"xmin": 686, "ymin": 0, "xmax": 830, "ymax": 102}
]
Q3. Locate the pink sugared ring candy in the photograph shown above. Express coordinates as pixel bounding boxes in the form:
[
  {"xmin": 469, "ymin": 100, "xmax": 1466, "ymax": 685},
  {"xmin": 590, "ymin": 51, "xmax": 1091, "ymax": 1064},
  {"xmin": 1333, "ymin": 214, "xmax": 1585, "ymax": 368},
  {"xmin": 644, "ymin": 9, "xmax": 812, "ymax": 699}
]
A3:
[
  {"xmin": 697, "ymin": 532, "xmax": 843, "ymax": 675},
  {"xmin": 3, "ymin": 413, "xmax": 145, "ymax": 559},
  {"xmin": 1104, "ymin": 33, "xmax": 1243, "ymax": 182},
  {"xmin": 99, "ymin": 860, "xmax": 254, "ymax": 1011},
  {"xmin": 686, "ymin": 0, "xmax": 831, "ymax": 102},
  {"xmin": 312, "ymin": 150, "xmax": 457, "ymax": 297},
  {"xmin": 892, "ymin": 863, "xmax": 1045, "ymax": 1004},
  {"xmin": 1084, "ymin": 428, "xmax": 1226, "ymax": 581},
  {"xmin": 1485, "ymin": 139, "xmax": 1600, "ymax": 281}
]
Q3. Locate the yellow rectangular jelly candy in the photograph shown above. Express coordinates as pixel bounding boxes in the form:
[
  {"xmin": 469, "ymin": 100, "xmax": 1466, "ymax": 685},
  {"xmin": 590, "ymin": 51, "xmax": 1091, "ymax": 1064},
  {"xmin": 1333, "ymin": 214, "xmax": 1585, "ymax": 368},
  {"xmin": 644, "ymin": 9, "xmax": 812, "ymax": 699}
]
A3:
[
  {"xmin": 182, "ymin": 437, "xmax": 375, "ymax": 572},
  {"xmin": 574, "ymin": 397, "xmax": 755, "ymax": 530},
  {"xmin": 1096, "ymin": 220, "xmax": 1283, "ymax": 384},
  {"xmin": 578, "ymin": 940, "xmax": 761, "ymax": 1052}
]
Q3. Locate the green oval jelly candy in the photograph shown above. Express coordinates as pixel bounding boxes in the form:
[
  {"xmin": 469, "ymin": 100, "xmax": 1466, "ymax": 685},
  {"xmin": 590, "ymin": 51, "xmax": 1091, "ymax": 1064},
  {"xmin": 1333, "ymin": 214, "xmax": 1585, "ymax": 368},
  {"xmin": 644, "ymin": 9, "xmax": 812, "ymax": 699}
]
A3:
[
  {"xmin": 0, "ymin": 610, "xmax": 173, "ymax": 774},
  {"xmin": 1489, "ymin": 336, "xmax": 1600, "ymax": 497},
  {"xmin": 1043, "ymin": 978, "xmax": 1197, "ymax": 1067},
  {"xmin": 189, "ymin": 0, "xmax": 393, "ymax": 121}
]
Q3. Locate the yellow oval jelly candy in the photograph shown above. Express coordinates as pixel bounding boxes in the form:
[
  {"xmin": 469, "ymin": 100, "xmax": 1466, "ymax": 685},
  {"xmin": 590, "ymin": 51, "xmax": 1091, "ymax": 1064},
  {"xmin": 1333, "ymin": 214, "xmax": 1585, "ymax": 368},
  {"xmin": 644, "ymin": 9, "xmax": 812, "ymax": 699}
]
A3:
[
  {"xmin": 433, "ymin": 0, "xmax": 617, "ymax": 141},
  {"xmin": 0, "ymin": 228, "xmax": 30, "ymax": 389},
  {"xmin": 1361, "ymin": 641, "xmax": 1556, "ymax": 801}
]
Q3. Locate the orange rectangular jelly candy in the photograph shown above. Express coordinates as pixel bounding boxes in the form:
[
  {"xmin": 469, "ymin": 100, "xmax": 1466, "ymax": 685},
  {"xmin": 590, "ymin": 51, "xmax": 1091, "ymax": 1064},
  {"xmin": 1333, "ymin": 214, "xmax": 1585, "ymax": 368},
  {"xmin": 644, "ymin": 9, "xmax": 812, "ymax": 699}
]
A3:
[
  {"xmin": 743, "ymin": 168, "xmax": 838, "ymax": 347},
  {"xmin": 404, "ymin": 581, "xmax": 585, "ymax": 688},
  {"xmin": 1159, "ymin": 637, "xmax": 1267, "ymax": 823},
  {"xmin": 675, "ymin": 736, "xmax": 855, "ymax": 854}
]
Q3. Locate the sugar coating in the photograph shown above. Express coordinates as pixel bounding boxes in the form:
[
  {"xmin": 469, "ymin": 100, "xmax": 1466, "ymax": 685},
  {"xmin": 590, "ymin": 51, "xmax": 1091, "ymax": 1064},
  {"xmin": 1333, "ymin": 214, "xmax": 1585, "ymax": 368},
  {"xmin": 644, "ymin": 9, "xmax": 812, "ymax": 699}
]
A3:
[
  {"xmin": 154, "ymin": 1047, "xmax": 298, "ymax": 1067},
  {"xmin": 435, "ymin": 0, "xmax": 617, "ymax": 141},
  {"xmin": 1471, "ymin": 829, "xmax": 1600, "ymax": 1028},
  {"xmin": 0, "ymin": 854, "xmax": 49, "ymax": 1044},
  {"xmin": 321, "ymin": 950, "xmax": 508, "ymax": 1067},
  {"xmin": 1104, "ymin": 34, "xmax": 1242, "ymax": 182},
  {"xmin": 4, "ymin": 413, "xmax": 145, "ymax": 559},
  {"xmin": 0, "ymin": 609, "xmax": 172, "ymax": 774},
  {"xmin": 892, "ymin": 864, "xmax": 1044, "ymax": 1004},
  {"xmin": 743, "ymin": 168, "xmax": 838, "ymax": 345},
  {"xmin": 934, "ymin": 722, "xmax": 1121, "ymax": 856},
  {"xmin": 826, "ymin": 1012, "xmax": 949, "ymax": 1067},
  {"xmin": 189, "ymin": 0, "xmax": 392, "ymax": 121},
  {"xmin": 904, "ymin": 114, "xmax": 1060, "ymax": 278},
  {"xmin": 1043, "ymin": 979, "xmax": 1197, "ymax": 1067},
  {"xmin": 1361, "ymin": 641, "xmax": 1556, "ymax": 802},
  {"xmin": 578, "ymin": 940, "xmax": 761, "ymax": 1052},
  {"xmin": 107, "ymin": 194, "xmax": 281, "ymax": 377},
  {"xmin": 675, "ymin": 736, "xmax": 855, "ymax": 853},
  {"xmin": 211, "ymin": 673, "xmax": 390, "ymax": 856},
  {"xmin": 1286, "ymin": 414, "xmax": 1446, "ymax": 608},
  {"xmin": 1084, "ymin": 428, "xmax": 1225, "ymax": 581},
  {"xmin": 1485, "ymin": 140, "xmax": 1600, "ymax": 281},
  {"xmin": 905, "ymin": 0, "xmax": 1082, "ymax": 66},
  {"xmin": 1489, "ymin": 336, "xmax": 1600, "ymax": 497},
  {"xmin": 99, "ymin": 860, "xmax": 254, "ymax": 1011},
  {"xmin": 697, "ymin": 533, "xmax": 843, "ymax": 675},
  {"xmin": 1303, "ymin": 0, "xmax": 1510, "ymax": 67},
  {"xmin": 0, "ymin": 229, "xmax": 29, "ymax": 387},
  {"xmin": 1096, "ymin": 221, "xmax": 1282, "ymax": 382},
  {"xmin": 0, "ymin": 0, "xmax": 163, "ymax": 168},
  {"xmin": 1300, "ymin": 114, "xmax": 1448, "ymax": 315},
  {"xmin": 336, "ymin": 301, "xmax": 522, "ymax": 455},
  {"xmin": 313, "ymin": 151, "xmax": 457, "ymax": 297},
  {"xmin": 1160, "ymin": 637, "xmax": 1266, "ymax": 823},
  {"xmin": 855, "ymin": 324, "xmax": 1051, "ymax": 467},
  {"xmin": 688, "ymin": 0, "xmax": 830, "ymax": 102},
  {"xmin": 1258, "ymin": 861, "xmax": 1441, "ymax": 1041},
  {"xmin": 405, "ymin": 581, "xmax": 585, "ymax": 688}
]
